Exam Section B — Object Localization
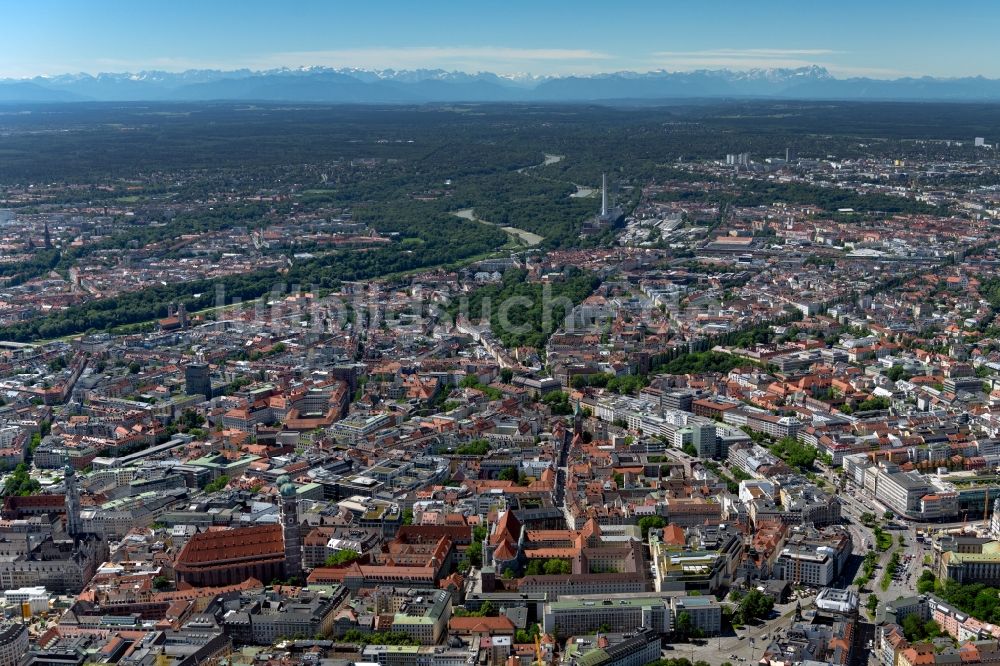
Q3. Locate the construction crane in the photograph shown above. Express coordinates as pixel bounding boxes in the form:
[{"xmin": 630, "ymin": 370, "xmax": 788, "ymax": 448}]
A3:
[{"xmin": 534, "ymin": 632, "xmax": 543, "ymax": 666}]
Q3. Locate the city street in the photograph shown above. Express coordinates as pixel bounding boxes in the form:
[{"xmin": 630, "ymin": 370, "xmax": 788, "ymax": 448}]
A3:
[
  {"xmin": 672, "ymin": 598, "xmax": 820, "ymax": 665},
  {"xmin": 836, "ymin": 477, "xmax": 926, "ymax": 603}
]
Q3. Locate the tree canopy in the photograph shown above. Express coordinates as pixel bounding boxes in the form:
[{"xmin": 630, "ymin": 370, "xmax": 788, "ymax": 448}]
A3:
[
  {"xmin": 324, "ymin": 550, "xmax": 361, "ymax": 567},
  {"xmin": 769, "ymin": 437, "xmax": 817, "ymax": 472},
  {"xmin": 733, "ymin": 589, "xmax": 774, "ymax": 625}
]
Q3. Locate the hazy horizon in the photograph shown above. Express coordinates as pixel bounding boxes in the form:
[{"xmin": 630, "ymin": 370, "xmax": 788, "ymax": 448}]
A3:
[
  {"xmin": 3, "ymin": 63, "xmax": 995, "ymax": 83},
  {"xmin": 5, "ymin": 0, "xmax": 1000, "ymax": 80}
]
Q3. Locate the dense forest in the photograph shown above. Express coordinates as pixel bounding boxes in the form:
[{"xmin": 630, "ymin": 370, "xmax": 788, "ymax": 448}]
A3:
[
  {"xmin": 655, "ymin": 180, "xmax": 938, "ymax": 214},
  {"xmin": 3, "ymin": 101, "xmax": 998, "ymax": 184}
]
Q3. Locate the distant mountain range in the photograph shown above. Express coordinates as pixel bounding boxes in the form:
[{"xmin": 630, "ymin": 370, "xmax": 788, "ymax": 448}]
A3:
[{"xmin": 4, "ymin": 66, "xmax": 1000, "ymax": 103}]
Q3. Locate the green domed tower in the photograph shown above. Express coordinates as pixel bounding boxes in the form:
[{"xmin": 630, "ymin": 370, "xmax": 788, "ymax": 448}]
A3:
[{"xmin": 279, "ymin": 476, "xmax": 302, "ymax": 580}]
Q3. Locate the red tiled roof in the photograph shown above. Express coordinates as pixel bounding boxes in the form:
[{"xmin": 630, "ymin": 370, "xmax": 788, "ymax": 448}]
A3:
[
  {"xmin": 662, "ymin": 524, "xmax": 686, "ymax": 546},
  {"xmin": 175, "ymin": 525, "xmax": 283, "ymax": 566},
  {"xmin": 449, "ymin": 616, "xmax": 515, "ymax": 634}
]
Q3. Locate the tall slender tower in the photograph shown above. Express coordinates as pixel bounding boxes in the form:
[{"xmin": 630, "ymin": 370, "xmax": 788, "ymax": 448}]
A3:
[
  {"xmin": 601, "ymin": 173, "xmax": 608, "ymax": 217},
  {"xmin": 277, "ymin": 475, "xmax": 302, "ymax": 581},
  {"xmin": 64, "ymin": 461, "xmax": 81, "ymax": 538}
]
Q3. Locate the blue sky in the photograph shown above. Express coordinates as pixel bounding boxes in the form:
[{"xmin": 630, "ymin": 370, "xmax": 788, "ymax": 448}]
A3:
[{"xmin": 3, "ymin": 1, "xmax": 997, "ymax": 79}]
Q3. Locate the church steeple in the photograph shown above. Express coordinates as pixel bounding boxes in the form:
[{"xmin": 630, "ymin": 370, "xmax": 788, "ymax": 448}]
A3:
[
  {"xmin": 64, "ymin": 460, "xmax": 81, "ymax": 538},
  {"xmin": 277, "ymin": 475, "xmax": 302, "ymax": 581}
]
